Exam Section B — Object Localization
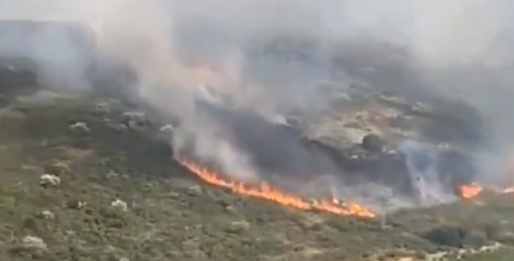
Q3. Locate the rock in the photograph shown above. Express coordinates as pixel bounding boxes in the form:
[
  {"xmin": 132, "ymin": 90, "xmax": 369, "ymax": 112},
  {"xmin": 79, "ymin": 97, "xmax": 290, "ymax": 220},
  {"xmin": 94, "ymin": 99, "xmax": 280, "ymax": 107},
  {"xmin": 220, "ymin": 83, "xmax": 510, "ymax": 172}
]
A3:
[
  {"xmin": 106, "ymin": 170, "xmax": 119, "ymax": 178},
  {"xmin": 111, "ymin": 199, "xmax": 128, "ymax": 212},
  {"xmin": 181, "ymin": 239, "xmax": 207, "ymax": 258},
  {"xmin": 122, "ymin": 111, "xmax": 149, "ymax": 129},
  {"xmin": 343, "ymin": 127, "xmax": 371, "ymax": 145},
  {"xmin": 123, "ymin": 111, "xmax": 146, "ymax": 120},
  {"xmin": 187, "ymin": 185, "xmax": 203, "ymax": 196},
  {"xmin": 39, "ymin": 174, "xmax": 61, "ymax": 187},
  {"xmin": 410, "ymin": 102, "xmax": 431, "ymax": 116},
  {"xmin": 77, "ymin": 201, "xmax": 87, "ymax": 209},
  {"xmin": 67, "ymin": 200, "xmax": 87, "ymax": 209},
  {"xmin": 109, "ymin": 123, "xmax": 128, "ymax": 133},
  {"xmin": 226, "ymin": 220, "xmax": 250, "ymax": 233},
  {"xmin": 271, "ymin": 114, "xmax": 289, "ymax": 127},
  {"xmin": 69, "ymin": 122, "xmax": 90, "ymax": 134},
  {"xmin": 225, "ymin": 205, "xmax": 237, "ymax": 214},
  {"xmin": 299, "ymin": 214, "xmax": 325, "ymax": 230},
  {"xmin": 168, "ymin": 191, "xmax": 180, "ymax": 199},
  {"xmin": 47, "ymin": 161, "xmax": 71, "ymax": 174},
  {"xmin": 22, "ymin": 236, "xmax": 47, "ymax": 250},
  {"xmin": 333, "ymin": 91, "xmax": 352, "ymax": 101},
  {"xmin": 41, "ymin": 210, "xmax": 55, "ymax": 220},
  {"xmin": 160, "ymin": 124, "xmax": 175, "ymax": 133},
  {"xmin": 362, "ymin": 133, "xmax": 385, "ymax": 152},
  {"xmin": 94, "ymin": 101, "xmax": 111, "ymax": 113}
]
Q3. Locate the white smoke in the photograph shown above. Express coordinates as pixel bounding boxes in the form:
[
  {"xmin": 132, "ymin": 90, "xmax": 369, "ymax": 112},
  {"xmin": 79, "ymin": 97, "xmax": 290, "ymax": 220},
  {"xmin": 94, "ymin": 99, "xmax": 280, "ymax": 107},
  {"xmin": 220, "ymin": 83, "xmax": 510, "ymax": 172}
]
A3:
[
  {"xmin": 2, "ymin": 0, "xmax": 514, "ymax": 208},
  {"xmin": 398, "ymin": 140, "xmax": 456, "ymax": 206}
]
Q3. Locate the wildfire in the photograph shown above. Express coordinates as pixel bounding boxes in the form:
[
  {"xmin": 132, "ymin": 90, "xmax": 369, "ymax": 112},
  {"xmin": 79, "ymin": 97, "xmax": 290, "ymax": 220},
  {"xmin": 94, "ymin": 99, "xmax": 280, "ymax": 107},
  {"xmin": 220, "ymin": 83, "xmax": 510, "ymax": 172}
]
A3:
[
  {"xmin": 457, "ymin": 184, "xmax": 483, "ymax": 199},
  {"xmin": 457, "ymin": 184, "xmax": 514, "ymax": 199},
  {"xmin": 179, "ymin": 159, "xmax": 376, "ymax": 218}
]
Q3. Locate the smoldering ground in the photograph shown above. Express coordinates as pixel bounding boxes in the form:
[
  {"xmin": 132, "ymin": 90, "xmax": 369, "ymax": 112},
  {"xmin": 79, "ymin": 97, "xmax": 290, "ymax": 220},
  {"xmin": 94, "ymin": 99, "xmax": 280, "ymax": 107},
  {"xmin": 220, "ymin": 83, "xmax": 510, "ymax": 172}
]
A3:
[
  {"xmin": 173, "ymin": 78, "xmax": 479, "ymax": 204},
  {"xmin": 2, "ymin": 0, "xmax": 514, "ymax": 210}
]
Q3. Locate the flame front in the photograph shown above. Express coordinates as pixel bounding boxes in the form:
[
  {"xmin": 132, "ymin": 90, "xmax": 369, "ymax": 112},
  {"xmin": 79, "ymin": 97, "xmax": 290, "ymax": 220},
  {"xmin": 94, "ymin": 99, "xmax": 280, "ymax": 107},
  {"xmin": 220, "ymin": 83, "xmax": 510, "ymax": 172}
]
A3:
[
  {"xmin": 179, "ymin": 159, "xmax": 376, "ymax": 218},
  {"xmin": 458, "ymin": 184, "xmax": 483, "ymax": 199},
  {"xmin": 457, "ymin": 184, "xmax": 514, "ymax": 199}
]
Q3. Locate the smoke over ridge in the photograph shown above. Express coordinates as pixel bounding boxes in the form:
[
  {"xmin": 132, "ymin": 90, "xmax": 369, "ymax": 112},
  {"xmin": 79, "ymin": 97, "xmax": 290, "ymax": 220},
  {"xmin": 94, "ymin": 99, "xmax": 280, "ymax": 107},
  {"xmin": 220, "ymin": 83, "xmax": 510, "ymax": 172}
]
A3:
[{"xmin": 2, "ymin": 0, "xmax": 514, "ymax": 211}]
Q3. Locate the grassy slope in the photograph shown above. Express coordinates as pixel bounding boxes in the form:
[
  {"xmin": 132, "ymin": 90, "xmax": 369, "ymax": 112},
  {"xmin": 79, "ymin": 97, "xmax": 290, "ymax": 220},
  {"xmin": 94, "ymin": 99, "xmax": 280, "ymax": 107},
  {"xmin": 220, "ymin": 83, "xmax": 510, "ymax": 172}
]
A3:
[{"xmin": 0, "ymin": 93, "xmax": 512, "ymax": 261}]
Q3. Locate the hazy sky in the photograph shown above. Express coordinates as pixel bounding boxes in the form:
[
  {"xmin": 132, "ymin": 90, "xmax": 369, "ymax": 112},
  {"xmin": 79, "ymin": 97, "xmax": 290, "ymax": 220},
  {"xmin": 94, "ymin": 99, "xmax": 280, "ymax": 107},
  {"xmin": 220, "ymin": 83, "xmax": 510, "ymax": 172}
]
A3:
[
  {"xmin": 1, "ymin": 0, "xmax": 510, "ymax": 28},
  {"xmin": 2, "ymin": 0, "xmax": 513, "ymax": 66},
  {"xmin": 0, "ymin": 0, "xmax": 79, "ymax": 20}
]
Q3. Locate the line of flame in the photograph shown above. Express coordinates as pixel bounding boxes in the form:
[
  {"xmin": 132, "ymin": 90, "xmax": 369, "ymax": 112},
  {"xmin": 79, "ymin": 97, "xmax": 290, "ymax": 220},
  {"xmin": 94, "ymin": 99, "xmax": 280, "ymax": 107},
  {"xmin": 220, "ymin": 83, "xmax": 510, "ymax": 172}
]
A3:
[
  {"xmin": 179, "ymin": 159, "xmax": 376, "ymax": 218},
  {"xmin": 458, "ymin": 184, "xmax": 514, "ymax": 199}
]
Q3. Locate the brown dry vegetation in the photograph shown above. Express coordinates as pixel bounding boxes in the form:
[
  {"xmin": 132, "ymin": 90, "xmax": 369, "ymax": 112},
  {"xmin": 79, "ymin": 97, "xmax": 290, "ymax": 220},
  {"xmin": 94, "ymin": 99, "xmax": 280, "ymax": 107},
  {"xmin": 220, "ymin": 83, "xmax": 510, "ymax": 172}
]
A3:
[{"xmin": 0, "ymin": 90, "xmax": 512, "ymax": 261}]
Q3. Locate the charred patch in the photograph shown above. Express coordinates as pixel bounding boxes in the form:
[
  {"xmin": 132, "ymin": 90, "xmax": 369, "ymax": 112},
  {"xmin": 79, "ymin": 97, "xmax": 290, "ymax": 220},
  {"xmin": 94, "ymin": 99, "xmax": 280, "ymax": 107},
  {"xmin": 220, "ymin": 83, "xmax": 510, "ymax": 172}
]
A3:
[
  {"xmin": 190, "ymin": 98, "xmax": 482, "ymax": 203},
  {"xmin": 421, "ymin": 225, "xmax": 488, "ymax": 248},
  {"xmin": 195, "ymin": 100, "xmax": 340, "ymax": 180}
]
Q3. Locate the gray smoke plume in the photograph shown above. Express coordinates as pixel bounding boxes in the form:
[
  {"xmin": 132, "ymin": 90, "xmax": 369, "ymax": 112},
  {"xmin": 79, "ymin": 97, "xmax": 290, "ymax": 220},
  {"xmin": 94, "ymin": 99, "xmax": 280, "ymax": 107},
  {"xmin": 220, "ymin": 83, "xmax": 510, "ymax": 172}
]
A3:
[
  {"xmin": 397, "ymin": 140, "xmax": 455, "ymax": 206},
  {"xmin": 3, "ymin": 0, "xmax": 514, "ymax": 210},
  {"xmin": 0, "ymin": 20, "xmax": 95, "ymax": 91}
]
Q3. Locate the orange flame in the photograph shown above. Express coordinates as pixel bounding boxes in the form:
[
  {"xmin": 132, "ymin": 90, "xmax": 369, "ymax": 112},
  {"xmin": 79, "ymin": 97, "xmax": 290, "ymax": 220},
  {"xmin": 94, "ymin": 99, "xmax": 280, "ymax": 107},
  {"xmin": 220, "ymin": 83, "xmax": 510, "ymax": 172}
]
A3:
[
  {"xmin": 179, "ymin": 159, "xmax": 376, "ymax": 218},
  {"xmin": 457, "ymin": 184, "xmax": 514, "ymax": 199},
  {"xmin": 457, "ymin": 184, "xmax": 483, "ymax": 199}
]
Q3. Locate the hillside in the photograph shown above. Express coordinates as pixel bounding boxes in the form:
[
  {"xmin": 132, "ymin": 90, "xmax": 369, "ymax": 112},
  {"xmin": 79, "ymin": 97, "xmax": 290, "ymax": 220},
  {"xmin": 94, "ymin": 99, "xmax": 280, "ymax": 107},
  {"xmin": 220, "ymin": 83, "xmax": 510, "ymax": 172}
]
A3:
[{"xmin": 0, "ymin": 87, "xmax": 511, "ymax": 261}]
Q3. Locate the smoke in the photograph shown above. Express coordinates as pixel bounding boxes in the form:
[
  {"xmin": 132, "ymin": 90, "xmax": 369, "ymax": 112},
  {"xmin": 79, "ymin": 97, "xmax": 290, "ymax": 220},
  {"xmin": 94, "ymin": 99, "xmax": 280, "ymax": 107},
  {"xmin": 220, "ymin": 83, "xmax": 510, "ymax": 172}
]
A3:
[
  {"xmin": 0, "ymin": 20, "xmax": 95, "ymax": 90},
  {"xmin": 397, "ymin": 140, "xmax": 454, "ymax": 205},
  {"xmin": 3, "ymin": 0, "xmax": 514, "ymax": 209}
]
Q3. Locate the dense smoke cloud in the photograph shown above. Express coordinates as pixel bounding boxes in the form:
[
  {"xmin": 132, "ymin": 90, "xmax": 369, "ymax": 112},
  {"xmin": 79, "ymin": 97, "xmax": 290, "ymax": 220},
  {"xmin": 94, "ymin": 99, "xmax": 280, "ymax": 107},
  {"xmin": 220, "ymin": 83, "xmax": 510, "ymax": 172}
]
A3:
[
  {"xmin": 4, "ymin": 0, "xmax": 513, "ymax": 111},
  {"xmin": 2, "ymin": 0, "xmax": 514, "ymax": 209},
  {"xmin": 0, "ymin": 20, "xmax": 94, "ymax": 90}
]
